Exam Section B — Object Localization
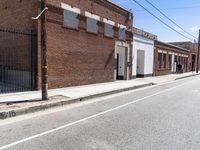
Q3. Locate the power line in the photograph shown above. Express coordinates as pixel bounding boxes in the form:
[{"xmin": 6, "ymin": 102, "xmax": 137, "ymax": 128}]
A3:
[
  {"xmin": 134, "ymin": 5, "xmax": 200, "ymax": 11},
  {"xmin": 144, "ymin": 0, "xmax": 198, "ymax": 40},
  {"xmin": 130, "ymin": 0, "xmax": 195, "ymax": 41}
]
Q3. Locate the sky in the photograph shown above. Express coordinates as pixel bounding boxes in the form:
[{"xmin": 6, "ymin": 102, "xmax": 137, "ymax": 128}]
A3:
[{"xmin": 112, "ymin": 0, "xmax": 200, "ymax": 42}]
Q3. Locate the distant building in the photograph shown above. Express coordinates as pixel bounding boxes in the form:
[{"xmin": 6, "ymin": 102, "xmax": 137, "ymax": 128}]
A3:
[
  {"xmin": 132, "ymin": 27, "xmax": 157, "ymax": 78},
  {"xmin": 154, "ymin": 41, "xmax": 190, "ymax": 76},
  {"xmin": 169, "ymin": 42, "xmax": 199, "ymax": 72}
]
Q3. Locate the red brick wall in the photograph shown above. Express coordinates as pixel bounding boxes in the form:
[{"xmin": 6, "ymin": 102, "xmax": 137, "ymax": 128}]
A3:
[
  {"xmin": 0, "ymin": 0, "xmax": 38, "ymax": 71},
  {"xmin": 0, "ymin": 0, "xmax": 38, "ymax": 29},
  {"xmin": 43, "ymin": 1, "xmax": 133, "ymax": 89},
  {"xmin": 0, "ymin": 0, "xmax": 39, "ymax": 89},
  {"xmin": 154, "ymin": 41, "xmax": 190, "ymax": 76},
  {"xmin": 0, "ymin": 0, "xmax": 133, "ymax": 89},
  {"xmin": 170, "ymin": 42, "xmax": 199, "ymax": 71},
  {"xmin": 46, "ymin": 0, "xmax": 132, "ymax": 28},
  {"xmin": 0, "ymin": 29, "xmax": 34, "ymax": 71}
]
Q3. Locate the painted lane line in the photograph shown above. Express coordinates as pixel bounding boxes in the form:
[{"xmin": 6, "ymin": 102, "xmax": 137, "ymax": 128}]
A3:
[{"xmin": 0, "ymin": 81, "xmax": 191, "ymax": 150}]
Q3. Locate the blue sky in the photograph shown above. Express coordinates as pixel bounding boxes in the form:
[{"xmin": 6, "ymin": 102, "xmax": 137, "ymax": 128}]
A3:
[{"xmin": 113, "ymin": 0, "xmax": 200, "ymax": 42}]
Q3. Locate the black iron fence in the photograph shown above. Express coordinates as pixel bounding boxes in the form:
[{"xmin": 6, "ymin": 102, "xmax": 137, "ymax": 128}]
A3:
[{"xmin": 0, "ymin": 28, "xmax": 37, "ymax": 94}]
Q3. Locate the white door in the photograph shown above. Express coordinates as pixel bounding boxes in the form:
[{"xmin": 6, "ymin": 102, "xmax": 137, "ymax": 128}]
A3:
[
  {"xmin": 136, "ymin": 50, "xmax": 145, "ymax": 76},
  {"xmin": 116, "ymin": 46, "xmax": 127, "ymax": 80}
]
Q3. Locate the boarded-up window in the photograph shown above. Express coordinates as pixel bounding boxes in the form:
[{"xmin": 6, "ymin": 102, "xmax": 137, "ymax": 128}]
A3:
[
  {"xmin": 158, "ymin": 53, "xmax": 162, "ymax": 69},
  {"xmin": 105, "ymin": 23, "xmax": 114, "ymax": 37},
  {"xmin": 63, "ymin": 10, "xmax": 79, "ymax": 29},
  {"xmin": 87, "ymin": 18, "xmax": 98, "ymax": 33},
  {"xmin": 119, "ymin": 28, "xmax": 126, "ymax": 41}
]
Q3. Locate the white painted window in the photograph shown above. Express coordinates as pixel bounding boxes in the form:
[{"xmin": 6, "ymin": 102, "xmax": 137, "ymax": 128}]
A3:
[
  {"xmin": 63, "ymin": 10, "xmax": 79, "ymax": 29},
  {"xmin": 85, "ymin": 12, "xmax": 100, "ymax": 34},
  {"xmin": 118, "ymin": 24, "xmax": 126, "ymax": 41},
  {"xmin": 119, "ymin": 27, "xmax": 126, "ymax": 41},
  {"xmin": 86, "ymin": 17, "xmax": 98, "ymax": 33},
  {"xmin": 103, "ymin": 19, "xmax": 115, "ymax": 38},
  {"xmin": 105, "ymin": 23, "xmax": 114, "ymax": 37}
]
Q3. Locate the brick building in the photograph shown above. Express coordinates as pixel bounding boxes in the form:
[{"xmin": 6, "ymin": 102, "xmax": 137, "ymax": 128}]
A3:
[
  {"xmin": 0, "ymin": 0, "xmax": 133, "ymax": 92},
  {"xmin": 154, "ymin": 41, "xmax": 190, "ymax": 76},
  {"xmin": 169, "ymin": 42, "xmax": 199, "ymax": 72}
]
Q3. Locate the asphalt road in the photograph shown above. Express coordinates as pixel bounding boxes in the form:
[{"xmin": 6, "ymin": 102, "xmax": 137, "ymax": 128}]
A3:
[{"xmin": 0, "ymin": 76, "xmax": 200, "ymax": 150}]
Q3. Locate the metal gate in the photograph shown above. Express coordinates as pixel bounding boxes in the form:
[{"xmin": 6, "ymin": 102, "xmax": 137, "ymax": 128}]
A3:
[{"xmin": 0, "ymin": 28, "xmax": 37, "ymax": 94}]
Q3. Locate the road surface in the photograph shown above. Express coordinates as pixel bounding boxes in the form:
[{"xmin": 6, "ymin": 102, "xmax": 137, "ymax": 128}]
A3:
[{"xmin": 0, "ymin": 76, "xmax": 200, "ymax": 150}]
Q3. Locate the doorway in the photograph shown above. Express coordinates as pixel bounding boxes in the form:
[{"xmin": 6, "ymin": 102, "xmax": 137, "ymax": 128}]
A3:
[
  {"xmin": 136, "ymin": 50, "xmax": 145, "ymax": 77},
  {"xmin": 116, "ymin": 46, "xmax": 128, "ymax": 80}
]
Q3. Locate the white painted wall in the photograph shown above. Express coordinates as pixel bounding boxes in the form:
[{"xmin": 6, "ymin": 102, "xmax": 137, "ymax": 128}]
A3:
[{"xmin": 132, "ymin": 34, "xmax": 154, "ymax": 77}]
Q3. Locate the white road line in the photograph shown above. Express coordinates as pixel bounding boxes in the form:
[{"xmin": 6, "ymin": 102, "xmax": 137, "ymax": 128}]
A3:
[{"xmin": 0, "ymin": 81, "xmax": 193, "ymax": 150}]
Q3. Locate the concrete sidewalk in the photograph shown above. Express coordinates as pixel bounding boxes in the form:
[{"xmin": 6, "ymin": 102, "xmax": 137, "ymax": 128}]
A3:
[
  {"xmin": 0, "ymin": 72, "xmax": 199, "ymax": 119},
  {"xmin": 0, "ymin": 72, "xmax": 198, "ymax": 103}
]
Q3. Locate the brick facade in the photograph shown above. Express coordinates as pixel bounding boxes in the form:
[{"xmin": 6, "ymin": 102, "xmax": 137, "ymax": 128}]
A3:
[
  {"xmin": 154, "ymin": 41, "xmax": 190, "ymax": 76},
  {"xmin": 0, "ymin": 0, "xmax": 38, "ymax": 29},
  {"xmin": 169, "ymin": 42, "xmax": 199, "ymax": 72},
  {"xmin": 0, "ymin": 0, "xmax": 133, "ymax": 90},
  {"xmin": 43, "ymin": 0, "xmax": 133, "ymax": 89}
]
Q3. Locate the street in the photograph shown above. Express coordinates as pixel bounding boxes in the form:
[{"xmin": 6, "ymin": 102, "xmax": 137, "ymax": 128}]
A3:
[{"xmin": 0, "ymin": 76, "xmax": 200, "ymax": 150}]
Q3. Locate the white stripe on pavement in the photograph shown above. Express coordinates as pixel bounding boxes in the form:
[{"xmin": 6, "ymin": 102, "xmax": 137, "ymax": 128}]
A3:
[{"xmin": 0, "ymin": 81, "xmax": 192, "ymax": 150}]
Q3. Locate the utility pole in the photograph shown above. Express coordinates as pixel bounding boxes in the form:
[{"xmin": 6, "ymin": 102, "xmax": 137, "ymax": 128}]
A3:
[
  {"xmin": 32, "ymin": 0, "xmax": 48, "ymax": 100},
  {"xmin": 196, "ymin": 29, "xmax": 200, "ymax": 73},
  {"xmin": 40, "ymin": 0, "xmax": 48, "ymax": 100}
]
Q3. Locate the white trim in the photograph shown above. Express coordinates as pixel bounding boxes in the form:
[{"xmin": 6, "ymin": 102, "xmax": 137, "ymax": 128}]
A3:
[
  {"xmin": 168, "ymin": 52, "xmax": 173, "ymax": 55},
  {"xmin": 118, "ymin": 24, "xmax": 127, "ymax": 29},
  {"xmin": 103, "ymin": 18, "xmax": 115, "ymax": 26},
  {"xmin": 158, "ymin": 50, "xmax": 162, "ymax": 53},
  {"xmin": 61, "ymin": 3, "xmax": 80, "ymax": 14},
  {"xmin": 85, "ymin": 11, "xmax": 100, "ymax": 21},
  {"xmin": 163, "ymin": 51, "xmax": 167, "ymax": 54}
]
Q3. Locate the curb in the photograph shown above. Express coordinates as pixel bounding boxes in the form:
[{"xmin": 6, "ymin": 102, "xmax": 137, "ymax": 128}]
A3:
[
  {"xmin": 175, "ymin": 73, "xmax": 200, "ymax": 80},
  {"xmin": 0, "ymin": 83, "xmax": 154, "ymax": 120}
]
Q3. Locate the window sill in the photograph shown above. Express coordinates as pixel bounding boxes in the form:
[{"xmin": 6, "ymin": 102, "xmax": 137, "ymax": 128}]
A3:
[
  {"xmin": 86, "ymin": 31, "xmax": 98, "ymax": 36},
  {"xmin": 62, "ymin": 26, "xmax": 79, "ymax": 31},
  {"xmin": 104, "ymin": 35, "xmax": 114, "ymax": 39},
  {"xmin": 118, "ymin": 39, "xmax": 126, "ymax": 42},
  {"xmin": 157, "ymin": 68, "xmax": 171, "ymax": 70}
]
